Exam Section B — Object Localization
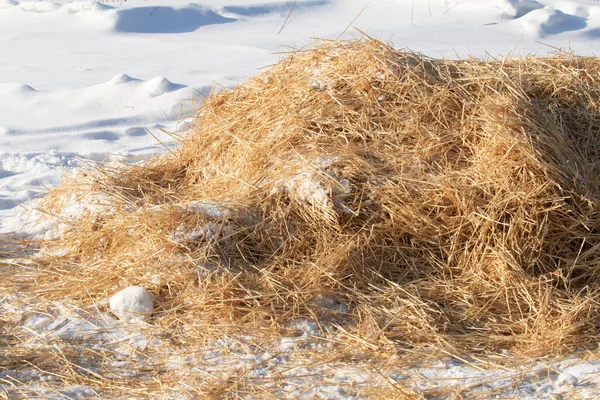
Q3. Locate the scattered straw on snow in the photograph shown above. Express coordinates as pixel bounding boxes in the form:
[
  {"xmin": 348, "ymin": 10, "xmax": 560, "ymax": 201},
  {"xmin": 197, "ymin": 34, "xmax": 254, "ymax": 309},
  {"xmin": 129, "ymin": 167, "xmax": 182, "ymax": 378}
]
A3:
[{"xmin": 5, "ymin": 37, "xmax": 600, "ymax": 396}]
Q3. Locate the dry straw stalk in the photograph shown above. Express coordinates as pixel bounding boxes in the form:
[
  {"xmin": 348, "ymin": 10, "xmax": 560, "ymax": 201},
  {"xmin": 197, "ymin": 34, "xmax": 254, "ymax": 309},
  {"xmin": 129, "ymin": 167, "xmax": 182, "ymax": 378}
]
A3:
[{"xmin": 5, "ymin": 37, "xmax": 600, "ymax": 396}]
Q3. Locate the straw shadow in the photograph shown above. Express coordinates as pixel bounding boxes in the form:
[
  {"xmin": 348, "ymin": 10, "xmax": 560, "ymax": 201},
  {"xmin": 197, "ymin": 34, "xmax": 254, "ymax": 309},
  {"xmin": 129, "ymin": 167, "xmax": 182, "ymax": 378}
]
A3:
[{"xmin": 0, "ymin": 232, "xmax": 38, "ymax": 257}]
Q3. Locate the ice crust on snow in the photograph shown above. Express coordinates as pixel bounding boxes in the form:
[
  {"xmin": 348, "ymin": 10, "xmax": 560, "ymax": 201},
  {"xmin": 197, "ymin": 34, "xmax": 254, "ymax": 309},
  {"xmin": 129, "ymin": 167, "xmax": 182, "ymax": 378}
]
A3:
[{"xmin": 109, "ymin": 286, "xmax": 154, "ymax": 323}]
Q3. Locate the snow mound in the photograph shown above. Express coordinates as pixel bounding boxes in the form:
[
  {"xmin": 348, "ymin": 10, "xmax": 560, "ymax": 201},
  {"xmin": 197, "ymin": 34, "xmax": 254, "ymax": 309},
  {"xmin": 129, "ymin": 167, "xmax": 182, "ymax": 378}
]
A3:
[
  {"xmin": 0, "ymin": 82, "xmax": 36, "ymax": 94},
  {"xmin": 108, "ymin": 73, "xmax": 137, "ymax": 85},
  {"xmin": 0, "ymin": 74, "xmax": 188, "ymax": 137},
  {"xmin": 442, "ymin": 0, "xmax": 598, "ymax": 37},
  {"xmin": 520, "ymin": 7, "xmax": 587, "ymax": 35},
  {"xmin": 496, "ymin": 0, "xmax": 543, "ymax": 19},
  {"xmin": 145, "ymin": 76, "xmax": 185, "ymax": 97},
  {"xmin": 114, "ymin": 5, "xmax": 236, "ymax": 34}
]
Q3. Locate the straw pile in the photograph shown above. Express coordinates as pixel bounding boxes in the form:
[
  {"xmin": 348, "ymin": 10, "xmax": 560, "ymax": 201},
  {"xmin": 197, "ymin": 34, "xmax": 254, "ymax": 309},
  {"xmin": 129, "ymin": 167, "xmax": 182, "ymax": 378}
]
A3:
[{"xmin": 30, "ymin": 38, "xmax": 600, "ymax": 358}]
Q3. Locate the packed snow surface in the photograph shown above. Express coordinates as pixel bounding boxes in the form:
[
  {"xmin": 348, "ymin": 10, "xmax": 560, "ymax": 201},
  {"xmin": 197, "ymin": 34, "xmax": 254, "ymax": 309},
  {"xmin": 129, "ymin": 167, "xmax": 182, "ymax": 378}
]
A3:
[{"xmin": 3, "ymin": 0, "xmax": 600, "ymax": 397}]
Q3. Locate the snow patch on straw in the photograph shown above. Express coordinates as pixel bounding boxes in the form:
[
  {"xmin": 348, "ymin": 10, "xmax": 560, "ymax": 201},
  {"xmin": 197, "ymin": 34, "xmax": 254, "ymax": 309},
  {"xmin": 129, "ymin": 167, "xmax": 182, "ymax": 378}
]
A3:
[
  {"xmin": 170, "ymin": 200, "xmax": 237, "ymax": 243},
  {"xmin": 277, "ymin": 157, "xmax": 352, "ymax": 215}
]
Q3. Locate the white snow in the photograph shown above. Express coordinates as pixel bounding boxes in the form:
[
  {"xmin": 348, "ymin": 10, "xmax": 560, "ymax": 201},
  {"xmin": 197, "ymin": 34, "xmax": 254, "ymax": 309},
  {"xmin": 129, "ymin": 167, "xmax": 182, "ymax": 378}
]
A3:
[
  {"xmin": 520, "ymin": 6, "xmax": 587, "ymax": 35},
  {"xmin": 4, "ymin": 0, "xmax": 600, "ymax": 396},
  {"xmin": 5, "ymin": 290, "xmax": 600, "ymax": 397},
  {"xmin": 556, "ymin": 371, "xmax": 579, "ymax": 387},
  {"xmin": 109, "ymin": 286, "xmax": 154, "ymax": 322}
]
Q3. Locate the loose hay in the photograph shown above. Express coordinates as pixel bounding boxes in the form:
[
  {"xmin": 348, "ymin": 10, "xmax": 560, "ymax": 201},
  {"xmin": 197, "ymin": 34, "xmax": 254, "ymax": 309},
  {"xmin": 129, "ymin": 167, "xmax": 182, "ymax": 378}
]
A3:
[{"xmin": 26, "ymin": 38, "xmax": 600, "ymax": 361}]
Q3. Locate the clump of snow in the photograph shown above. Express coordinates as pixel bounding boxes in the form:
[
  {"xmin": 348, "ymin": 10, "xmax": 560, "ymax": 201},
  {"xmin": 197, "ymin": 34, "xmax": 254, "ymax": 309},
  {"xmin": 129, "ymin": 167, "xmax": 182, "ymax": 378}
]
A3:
[
  {"xmin": 557, "ymin": 361, "xmax": 600, "ymax": 387},
  {"xmin": 60, "ymin": 192, "xmax": 115, "ymax": 219},
  {"xmin": 171, "ymin": 220, "xmax": 235, "ymax": 243},
  {"xmin": 311, "ymin": 294, "xmax": 348, "ymax": 313},
  {"xmin": 169, "ymin": 200, "xmax": 238, "ymax": 244},
  {"xmin": 309, "ymin": 79, "xmax": 325, "ymax": 90},
  {"xmin": 181, "ymin": 200, "xmax": 232, "ymax": 219},
  {"xmin": 276, "ymin": 157, "xmax": 353, "ymax": 217},
  {"xmin": 279, "ymin": 320, "xmax": 321, "ymax": 351},
  {"xmin": 109, "ymin": 286, "xmax": 154, "ymax": 323},
  {"xmin": 556, "ymin": 371, "xmax": 578, "ymax": 387},
  {"xmin": 33, "ymin": 189, "xmax": 116, "ymax": 242},
  {"xmin": 283, "ymin": 170, "xmax": 331, "ymax": 208}
]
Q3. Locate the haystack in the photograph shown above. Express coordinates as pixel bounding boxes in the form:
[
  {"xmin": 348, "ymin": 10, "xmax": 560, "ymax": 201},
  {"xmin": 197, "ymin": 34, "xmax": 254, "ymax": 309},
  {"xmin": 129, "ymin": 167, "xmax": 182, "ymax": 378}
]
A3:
[{"xmin": 31, "ymin": 38, "xmax": 600, "ymax": 358}]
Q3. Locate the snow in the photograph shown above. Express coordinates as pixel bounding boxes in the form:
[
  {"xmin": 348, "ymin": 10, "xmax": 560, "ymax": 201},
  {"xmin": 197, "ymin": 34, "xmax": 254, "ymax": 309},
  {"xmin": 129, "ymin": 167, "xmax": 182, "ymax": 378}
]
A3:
[
  {"xmin": 497, "ymin": 0, "xmax": 545, "ymax": 19},
  {"xmin": 109, "ymin": 286, "xmax": 154, "ymax": 322},
  {"xmin": 4, "ymin": 0, "xmax": 600, "ymax": 396},
  {"xmin": 7, "ymin": 294, "xmax": 600, "ymax": 398},
  {"xmin": 520, "ymin": 6, "xmax": 588, "ymax": 35},
  {"xmin": 556, "ymin": 371, "xmax": 578, "ymax": 387}
]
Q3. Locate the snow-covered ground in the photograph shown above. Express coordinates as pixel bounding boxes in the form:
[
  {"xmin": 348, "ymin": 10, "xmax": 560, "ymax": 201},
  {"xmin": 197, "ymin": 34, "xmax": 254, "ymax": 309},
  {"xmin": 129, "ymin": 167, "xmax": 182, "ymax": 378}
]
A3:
[{"xmin": 3, "ymin": 0, "xmax": 600, "ymax": 397}]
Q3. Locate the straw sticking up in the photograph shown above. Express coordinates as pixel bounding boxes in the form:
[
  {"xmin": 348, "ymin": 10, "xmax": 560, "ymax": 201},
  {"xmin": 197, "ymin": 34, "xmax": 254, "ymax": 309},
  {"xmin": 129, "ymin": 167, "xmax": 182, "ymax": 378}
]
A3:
[{"xmin": 25, "ymin": 38, "xmax": 600, "ymax": 360}]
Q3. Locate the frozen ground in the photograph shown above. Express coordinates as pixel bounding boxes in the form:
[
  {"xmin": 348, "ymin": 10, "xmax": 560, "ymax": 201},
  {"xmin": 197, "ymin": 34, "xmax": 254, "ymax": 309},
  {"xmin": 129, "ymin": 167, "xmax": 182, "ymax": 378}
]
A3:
[
  {"xmin": 3, "ymin": 0, "xmax": 600, "ymax": 397},
  {"xmin": 4, "ymin": 293, "xmax": 600, "ymax": 398}
]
